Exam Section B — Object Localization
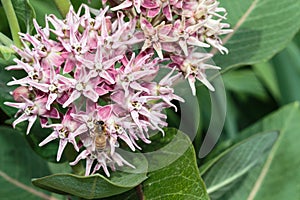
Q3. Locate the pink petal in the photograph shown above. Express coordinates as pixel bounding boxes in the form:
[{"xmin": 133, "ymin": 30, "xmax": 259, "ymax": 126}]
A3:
[
  {"xmin": 4, "ymin": 102, "xmax": 26, "ymax": 109},
  {"xmin": 111, "ymin": 90, "xmax": 125, "ymax": 104},
  {"xmin": 178, "ymin": 39, "xmax": 188, "ymax": 56},
  {"xmin": 147, "ymin": 7, "xmax": 160, "ymax": 18},
  {"xmin": 158, "ymin": 24, "xmax": 173, "ymax": 35},
  {"xmin": 39, "ymin": 131, "xmax": 58, "ymax": 146},
  {"xmin": 187, "ymin": 77, "xmax": 196, "ymax": 96},
  {"xmin": 43, "ymin": 107, "xmax": 60, "ymax": 118},
  {"xmin": 153, "ymin": 42, "xmax": 163, "ymax": 59},
  {"xmin": 63, "ymin": 90, "xmax": 81, "ymax": 108},
  {"xmin": 111, "ymin": 0, "xmax": 132, "ymax": 11},
  {"xmin": 70, "ymin": 150, "xmax": 89, "ymax": 166},
  {"xmin": 27, "ymin": 115, "xmax": 37, "ymax": 135},
  {"xmin": 140, "ymin": 17, "xmax": 154, "ymax": 33},
  {"xmin": 99, "ymin": 70, "xmax": 115, "ymax": 84},
  {"xmin": 63, "ymin": 57, "xmax": 76, "ymax": 74},
  {"xmin": 57, "ymin": 139, "xmax": 68, "ymax": 161},
  {"xmin": 119, "ymin": 134, "xmax": 135, "ymax": 151},
  {"xmin": 72, "ymin": 123, "xmax": 88, "ymax": 137},
  {"xmin": 46, "ymin": 93, "xmax": 58, "ymax": 110},
  {"xmin": 7, "ymin": 77, "xmax": 31, "ymax": 86},
  {"xmin": 187, "ymin": 37, "xmax": 210, "ymax": 48},
  {"xmin": 142, "ymin": 0, "xmax": 159, "ymax": 9},
  {"xmin": 83, "ymin": 88, "xmax": 99, "ymax": 102},
  {"xmin": 85, "ymin": 157, "xmax": 94, "ymax": 176},
  {"xmin": 12, "ymin": 113, "xmax": 29, "ymax": 128},
  {"xmin": 98, "ymin": 105, "xmax": 113, "ymax": 121},
  {"xmin": 162, "ymin": 5, "xmax": 172, "ymax": 21},
  {"xmin": 130, "ymin": 82, "xmax": 150, "ymax": 93}
]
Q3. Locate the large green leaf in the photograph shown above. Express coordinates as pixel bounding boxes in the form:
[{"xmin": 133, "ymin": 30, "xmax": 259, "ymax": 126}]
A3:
[
  {"xmin": 11, "ymin": 0, "xmax": 36, "ymax": 33},
  {"xmin": 252, "ymin": 61, "xmax": 280, "ymax": 102},
  {"xmin": 0, "ymin": 32, "xmax": 14, "ymax": 60},
  {"xmin": 142, "ymin": 129, "xmax": 210, "ymax": 200},
  {"xmin": 201, "ymin": 131, "xmax": 278, "ymax": 200},
  {"xmin": 25, "ymin": 121, "xmax": 59, "ymax": 163},
  {"xmin": 223, "ymin": 69, "xmax": 268, "ymax": 100},
  {"xmin": 32, "ymin": 153, "xmax": 148, "ymax": 199},
  {"xmin": 29, "ymin": 0, "xmax": 62, "ymax": 26},
  {"xmin": 221, "ymin": 102, "xmax": 300, "ymax": 200},
  {"xmin": 99, "ymin": 128, "xmax": 210, "ymax": 200},
  {"xmin": 215, "ymin": 0, "xmax": 300, "ymax": 70},
  {"xmin": 271, "ymin": 42, "xmax": 300, "ymax": 105},
  {"xmin": 0, "ymin": 126, "xmax": 52, "ymax": 200}
]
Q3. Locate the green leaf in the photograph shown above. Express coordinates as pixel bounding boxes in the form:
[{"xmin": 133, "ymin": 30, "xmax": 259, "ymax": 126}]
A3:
[
  {"xmin": 252, "ymin": 61, "xmax": 280, "ymax": 102},
  {"xmin": 221, "ymin": 102, "xmax": 300, "ymax": 200},
  {"xmin": 215, "ymin": 0, "xmax": 300, "ymax": 70},
  {"xmin": 223, "ymin": 69, "xmax": 268, "ymax": 100},
  {"xmin": 0, "ymin": 45, "xmax": 14, "ymax": 60},
  {"xmin": 29, "ymin": 0, "xmax": 62, "ymax": 26},
  {"xmin": 32, "ymin": 153, "xmax": 148, "ymax": 199},
  {"xmin": 271, "ymin": 42, "xmax": 300, "ymax": 105},
  {"xmin": 0, "ymin": 126, "xmax": 52, "ymax": 199},
  {"xmin": 70, "ymin": 0, "xmax": 102, "ymax": 11},
  {"xmin": 0, "ymin": 32, "xmax": 13, "ymax": 46},
  {"xmin": 100, "ymin": 189, "xmax": 139, "ymax": 200},
  {"xmin": 142, "ymin": 129, "xmax": 210, "ymax": 200},
  {"xmin": 0, "ymin": 8, "xmax": 10, "ymax": 35},
  {"xmin": 201, "ymin": 131, "xmax": 278, "ymax": 199},
  {"xmin": 11, "ymin": 0, "xmax": 36, "ymax": 33},
  {"xmin": 25, "ymin": 120, "xmax": 60, "ymax": 163}
]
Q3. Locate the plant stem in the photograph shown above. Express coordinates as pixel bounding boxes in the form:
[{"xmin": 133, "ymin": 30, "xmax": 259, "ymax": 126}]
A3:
[
  {"xmin": 64, "ymin": 144, "xmax": 85, "ymax": 176},
  {"xmin": 135, "ymin": 184, "xmax": 145, "ymax": 200},
  {"xmin": 1, "ymin": 0, "xmax": 22, "ymax": 48},
  {"xmin": 53, "ymin": 0, "xmax": 72, "ymax": 17}
]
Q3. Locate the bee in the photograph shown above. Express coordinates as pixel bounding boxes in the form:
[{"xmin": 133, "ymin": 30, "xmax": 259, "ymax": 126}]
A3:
[{"xmin": 93, "ymin": 120, "xmax": 107, "ymax": 151}]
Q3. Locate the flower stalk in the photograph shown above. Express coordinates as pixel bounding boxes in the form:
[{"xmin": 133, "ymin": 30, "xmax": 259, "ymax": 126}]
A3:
[
  {"xmin": 53, "ymin": 0, "xmax": 72, "ymax": 17},
  {"xmin": 1, "ymin": 0, "xmax": 22, "ymax": 48}
]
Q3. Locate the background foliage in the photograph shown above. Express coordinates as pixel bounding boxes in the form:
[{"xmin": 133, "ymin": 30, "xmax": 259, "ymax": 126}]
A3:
[{"xmin": 1, "ymin": 0, "xmax": 300, "ymax": 199}]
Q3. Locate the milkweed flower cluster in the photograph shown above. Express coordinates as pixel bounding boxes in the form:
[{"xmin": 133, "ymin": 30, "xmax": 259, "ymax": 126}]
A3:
[{"xmin": 5, "ymin": 0, "xmax": 231, "ymax": 176}]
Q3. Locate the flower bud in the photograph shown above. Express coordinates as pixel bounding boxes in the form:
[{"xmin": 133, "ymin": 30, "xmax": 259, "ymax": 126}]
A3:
[{"xmin": 12, "ymin": 86, "xmax": 30, "ymax": 102}]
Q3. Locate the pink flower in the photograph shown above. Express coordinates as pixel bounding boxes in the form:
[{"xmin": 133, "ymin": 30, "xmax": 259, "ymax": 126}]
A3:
[
  {"xmin": 39, "ymin": 107, "xmax": 83, "ymax": 161},
  {"xmin": 172, "ymin": 19, "xmax": 210, "ymax": 56},
  {"xmin": 110, "ymin": 0, "xmax": 142, "ymax": 13},
  {"xmin": 62, "ymin": 68, "xmax": 100, "ymax": 108},
  {"xmin": 4, "ymin": 96, "xmax": 59, "ymax": 134},
  {"xmin": 70, "ymin": 148, "xmax": 134, "ymax": 176},
  {"xmin": 116, "ymin": 51, "xmax": 159, "ymax": 96},
  {"xmin": 140, "ymin": 17, "xmax": 178, "ymax": 59},
  {"xmin": 78, "ymin": 45, "xmax": 121, "ymax": 84},
  {"xmin": 12, "ymin": 86, "xmax": 31, "ymax": 102},
  {"xmin": 143, "ymin": 67, "xmax": 185, "ymax": 111},
  {"xmin": 4, "ymin": 2, "xmax": 233, "ymax": 177},
  {"xmin": 170, "ymin": 49, "xmax": 220, "ymax": 95},
  {"xmin": 142, "ymin": 0, "xmax": 179, "ymax": 21}
]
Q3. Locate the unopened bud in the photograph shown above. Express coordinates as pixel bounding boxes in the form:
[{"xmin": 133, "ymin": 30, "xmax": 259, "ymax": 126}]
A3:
[{"xmin": 12, "ymin": 86, "xmax": 30, "ymax": 102}]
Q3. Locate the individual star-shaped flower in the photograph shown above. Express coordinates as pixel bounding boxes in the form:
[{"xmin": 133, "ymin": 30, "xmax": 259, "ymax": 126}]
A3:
[
  {"xmin": 140, "ymin": 17, "xmax": 178, "ymax": 59},
  {"xmin": 4, "ymin": 96, "xmax": 59, "ymax": 134},
  {"xmin": 170, "ymin": 48, "xmax": 220, "ymax": 95},
  {"xmin": 39, "ymin": 107, "xmax": 84, "ymax": 161},
  {"xmin": 62, "ymin": 68, "xmax": 101, "ymax": 108}
]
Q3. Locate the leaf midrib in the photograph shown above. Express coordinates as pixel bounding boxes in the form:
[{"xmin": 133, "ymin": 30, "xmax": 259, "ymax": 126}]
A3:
[
  {"xmin": 207, "ymin": 162, "xmax": 256, "ymax": 194},
  {"xmin": 246, "ymin": 104, "xmax": 299, "ymax": 200},
  {"xmin": 211, "ymin": 0, "xmax": 259, "ymax": 55}
]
